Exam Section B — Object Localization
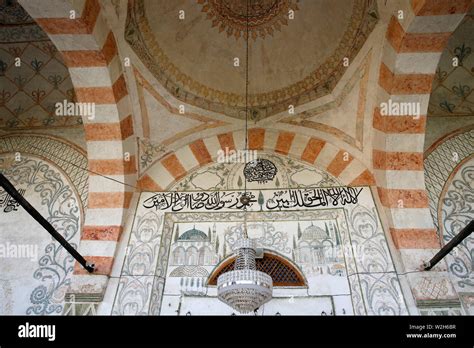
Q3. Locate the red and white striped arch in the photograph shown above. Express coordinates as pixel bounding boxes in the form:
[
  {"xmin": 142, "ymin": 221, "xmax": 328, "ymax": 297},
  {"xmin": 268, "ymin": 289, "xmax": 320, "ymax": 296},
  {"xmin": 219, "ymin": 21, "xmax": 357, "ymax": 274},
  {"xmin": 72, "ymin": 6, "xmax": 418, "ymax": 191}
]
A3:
[
  {"xmin": 17, "ymin": 0, "xmax": 473, "ymax": 307},
  {"xmin": 372, "ymin": 0, "xmax": 472, "ymax": 298},
  {"xmin": 138, "ymin": 128, "xmax": 376, "ymax": 190},
  {"xmin": 18, "ymin": 0, "xmax": 137, "ymax": 289}
]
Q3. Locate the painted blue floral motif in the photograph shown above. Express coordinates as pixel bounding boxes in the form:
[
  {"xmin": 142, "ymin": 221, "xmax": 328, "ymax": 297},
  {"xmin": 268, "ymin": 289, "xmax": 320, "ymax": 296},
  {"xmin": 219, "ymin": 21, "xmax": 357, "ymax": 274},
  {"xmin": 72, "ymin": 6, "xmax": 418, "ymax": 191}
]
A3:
[
  {"xmin": 347, "ymin": 205, "xmax": 407, "ymax": 315},
  {"xmin": 442, "ymin": 165, "xmax": 474, "ymax": 289},
  {"xmin": 439, "ymin": 100, "xmax": 455, "ymax": 113},
  {"xmin": 0, "ymin": 157, "xmax": 80, "ymax": 315},
  {"xmin": 122, "ymin": 211, "xmax": 162, "ymax": 276},
  {"xmin": 452, "ymin": 84, "xmax": 471, "ymax": 99},
  {"xmin": 435, "ymin": 67, "xmax": 447, "ymax": 82},
  {"xmin": 428, "ymin": 11, "xmax": 474, "ymax": 117},
  {"xmin": 30, "ymin": 58, "xmax": 43, "ymax": 73},
  {"xmin": 454, "ymin": 43, "xmax": 471, "ymax": 65}
]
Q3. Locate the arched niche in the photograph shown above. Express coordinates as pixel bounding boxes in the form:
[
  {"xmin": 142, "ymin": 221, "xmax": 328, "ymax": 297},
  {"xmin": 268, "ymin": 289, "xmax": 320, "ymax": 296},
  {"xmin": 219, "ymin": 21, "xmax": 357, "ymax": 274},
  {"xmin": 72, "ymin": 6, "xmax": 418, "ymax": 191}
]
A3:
[{"xmin": 208, "ymin": 250, "xmax": 307, "ymax": 287}]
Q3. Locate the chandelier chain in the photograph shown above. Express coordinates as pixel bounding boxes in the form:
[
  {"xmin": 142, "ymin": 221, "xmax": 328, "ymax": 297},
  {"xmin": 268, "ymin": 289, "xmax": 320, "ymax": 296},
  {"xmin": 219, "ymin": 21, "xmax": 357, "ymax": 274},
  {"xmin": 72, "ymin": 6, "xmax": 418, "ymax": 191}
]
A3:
[
  {"xmin": 243, "ymin": 0, "xmax": 250, "ymax": 237},
  {"xmin": 217, "ymin": 0, "xmax": 273, "ymax": 314}
]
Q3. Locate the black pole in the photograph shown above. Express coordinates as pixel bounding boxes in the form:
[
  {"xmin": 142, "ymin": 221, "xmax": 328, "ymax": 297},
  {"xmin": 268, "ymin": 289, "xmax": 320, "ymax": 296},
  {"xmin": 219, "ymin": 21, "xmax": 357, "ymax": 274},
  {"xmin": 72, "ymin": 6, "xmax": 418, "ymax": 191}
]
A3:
[
  {"xmin": 0, "ymin": 172, "xmax": 95, "ymax": 273},
  {"xmin": 424, "ymin": 220, "xmax": 474, "ymax": 271}
]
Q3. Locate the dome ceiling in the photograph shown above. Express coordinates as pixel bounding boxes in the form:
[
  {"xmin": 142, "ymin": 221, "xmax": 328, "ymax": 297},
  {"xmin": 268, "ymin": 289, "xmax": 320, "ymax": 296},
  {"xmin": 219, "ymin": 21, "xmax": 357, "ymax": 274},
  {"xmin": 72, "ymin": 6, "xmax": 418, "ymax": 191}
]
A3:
[{"xmin": 126, "ymin": 0, "xmax": 377, "ymax": 120}]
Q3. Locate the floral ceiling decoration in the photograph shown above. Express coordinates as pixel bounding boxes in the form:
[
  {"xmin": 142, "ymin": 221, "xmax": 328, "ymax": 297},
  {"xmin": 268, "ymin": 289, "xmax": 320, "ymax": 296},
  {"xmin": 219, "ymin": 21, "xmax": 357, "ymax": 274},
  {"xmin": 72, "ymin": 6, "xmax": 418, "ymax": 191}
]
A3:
[
  {"xmin": 197, "ymin": 0, "xmax": 300, "ymax": 41},
  {"xmin": 0, "ymin": 0, "xmax": 80, "ymax": 130},
  {"xmin": 429, "ymin": 8, "xmax": 474, "ymax": 117},
  {"xmin": 125, "ymin": 0, "xmax": 377, "ymax": 120}
]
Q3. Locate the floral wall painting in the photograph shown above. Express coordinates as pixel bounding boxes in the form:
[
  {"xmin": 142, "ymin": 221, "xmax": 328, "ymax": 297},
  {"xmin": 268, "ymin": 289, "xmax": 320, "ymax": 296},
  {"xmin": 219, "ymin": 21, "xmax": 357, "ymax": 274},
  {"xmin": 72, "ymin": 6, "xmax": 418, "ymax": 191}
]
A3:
[
  {"xmin": 438, "ymin": 158, "xmax": 474, "ymax": 314},
  {"xmin": 0, "ymin": 0, "xmax": 81, "ymax": 130},
  {"xmin": 424, "ymin": 129, "xmax": 474, "ymax": 315},
  {"xmin": 429, "ymin": 9, "xmax": 474, "ymax": 117},
  {"xmin": 0, "ymin": 153, "xmax": 82, "ymax": 315}
]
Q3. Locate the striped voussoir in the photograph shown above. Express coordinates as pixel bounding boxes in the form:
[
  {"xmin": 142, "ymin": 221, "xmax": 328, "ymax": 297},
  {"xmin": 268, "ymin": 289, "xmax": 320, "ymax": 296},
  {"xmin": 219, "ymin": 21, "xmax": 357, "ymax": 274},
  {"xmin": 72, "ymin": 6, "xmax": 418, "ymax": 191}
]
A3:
[
  {"xmin": 372, "ymin": 0, "xmax": 472, "ymax": 250},
  {"xmin": 18, "ymin": 0, "xmax": 136, "ymax": 279},
  {"xmin": 138, "ymin": 128, "xmax": 376, "ymax": 191}
]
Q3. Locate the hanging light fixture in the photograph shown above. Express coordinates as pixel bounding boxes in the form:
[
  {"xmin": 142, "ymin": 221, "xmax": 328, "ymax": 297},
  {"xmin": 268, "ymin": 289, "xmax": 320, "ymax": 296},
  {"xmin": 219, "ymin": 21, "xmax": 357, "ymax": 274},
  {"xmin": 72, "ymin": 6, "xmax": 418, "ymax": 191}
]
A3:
[
  {"xmin": 217, "ymin": 239, "xmax": 273, "ymax": 314},
  {"xmin": 217, "ymin": 0, "xmax": 273, "ymax": 314}
]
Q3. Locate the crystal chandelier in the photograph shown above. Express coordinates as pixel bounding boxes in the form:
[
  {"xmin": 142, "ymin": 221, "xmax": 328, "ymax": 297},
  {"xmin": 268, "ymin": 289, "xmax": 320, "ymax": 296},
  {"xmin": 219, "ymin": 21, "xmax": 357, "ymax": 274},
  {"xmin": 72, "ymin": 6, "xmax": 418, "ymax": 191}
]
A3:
[
  {"xmin": 216, "ymin": 0, "xmax": 273, "ymax": 314},
  {"xmin": 217, "ymin": 237, "xmax": 273, "ymax": 313}
]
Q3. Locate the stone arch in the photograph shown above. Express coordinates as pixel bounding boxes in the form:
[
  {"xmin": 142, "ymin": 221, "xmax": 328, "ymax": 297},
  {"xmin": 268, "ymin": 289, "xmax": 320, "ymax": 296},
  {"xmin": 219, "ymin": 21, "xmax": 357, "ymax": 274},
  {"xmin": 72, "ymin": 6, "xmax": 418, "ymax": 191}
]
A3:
[
  {"xmin": 424, "ymin": 125, "xmax": 474, "ymax": 158},
  {"xmin": 371, "ymin": 1, "xmax": 472, "ymax": 307},
  {"xmin": 373, "ymin": 1, "xmax": 471, "ymax": 247},
  {"xmin": 172, "ymin": 246, "xmax": 185, "ymax": 266},
  {"xmin": 138, "ymin": 128, "xmax": 376, "ymax": 191},
  {"xmin": 185, "ymin": 246, "xmax": 199, "ymax": 266},
  {"xmin": 17, "ymin": 0, "xmax": 138, "ymax": 296}
]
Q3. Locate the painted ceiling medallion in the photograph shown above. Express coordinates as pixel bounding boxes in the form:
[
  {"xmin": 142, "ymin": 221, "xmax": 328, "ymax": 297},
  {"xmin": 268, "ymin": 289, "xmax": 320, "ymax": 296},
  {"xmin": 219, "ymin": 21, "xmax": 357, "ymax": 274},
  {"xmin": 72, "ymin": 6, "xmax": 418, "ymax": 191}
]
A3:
[
  {"xmin": 244, "ymin": 158, "xmax": 277, "ymax": 183},
  {"xmin": 197, "ymin": 0, "xmax": 299, "ymax": 40}
]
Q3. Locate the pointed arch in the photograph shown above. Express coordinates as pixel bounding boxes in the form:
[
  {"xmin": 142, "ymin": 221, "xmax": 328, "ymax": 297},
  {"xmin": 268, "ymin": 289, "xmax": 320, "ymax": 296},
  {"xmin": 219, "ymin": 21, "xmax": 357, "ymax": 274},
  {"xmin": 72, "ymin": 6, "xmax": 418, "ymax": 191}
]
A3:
[
  {"xmin": 18, "ymin": 0, "xmax": 137, "ymax": 294},
  {"xmin": 138, "ymin": 128, "xmax": 376, "ymax": 191}
]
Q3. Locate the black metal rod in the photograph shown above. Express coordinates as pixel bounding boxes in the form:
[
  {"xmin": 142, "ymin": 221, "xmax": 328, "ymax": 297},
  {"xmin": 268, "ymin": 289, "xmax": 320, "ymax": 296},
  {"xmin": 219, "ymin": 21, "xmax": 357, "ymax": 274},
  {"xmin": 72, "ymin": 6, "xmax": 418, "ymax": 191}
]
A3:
[
  {"xmin": 0, "ymin": 172, "xmax": 95, "ymax": 273},
  {"xmin": 424, "ymin": 220, "xmax": 474, "ymax": 271}
]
